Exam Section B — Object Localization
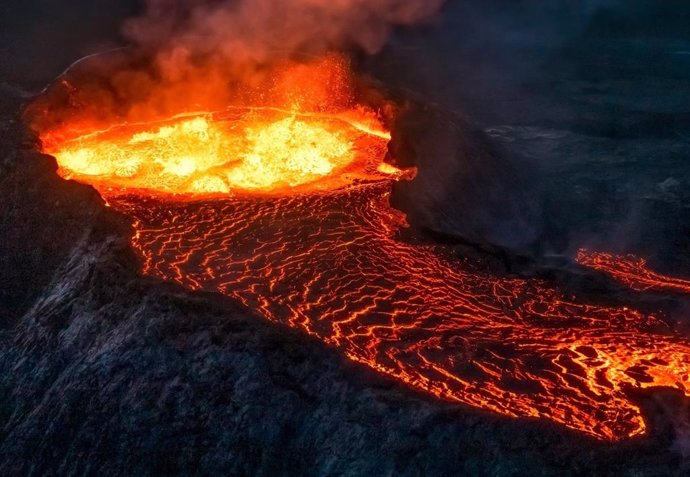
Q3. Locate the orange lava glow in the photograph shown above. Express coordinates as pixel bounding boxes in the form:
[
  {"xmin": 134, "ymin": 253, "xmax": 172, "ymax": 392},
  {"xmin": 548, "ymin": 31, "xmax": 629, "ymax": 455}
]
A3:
[
  {"xmin": 34, "ymin": 57, "xmax": 690, "ymax": 442},
  {"xmin": 577, "ymin": 249, "xmax": 690, "ymax": 294},
  {"xmin": 42, "ymin": 108, "xmax": 399, "ymax": 197}
]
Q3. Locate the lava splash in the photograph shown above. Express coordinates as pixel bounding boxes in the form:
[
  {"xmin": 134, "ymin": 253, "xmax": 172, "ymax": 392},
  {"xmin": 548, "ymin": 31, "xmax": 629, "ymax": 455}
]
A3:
[{"xmin": 36, "ymin": 95, "xmax": 690, "ymax": 442}]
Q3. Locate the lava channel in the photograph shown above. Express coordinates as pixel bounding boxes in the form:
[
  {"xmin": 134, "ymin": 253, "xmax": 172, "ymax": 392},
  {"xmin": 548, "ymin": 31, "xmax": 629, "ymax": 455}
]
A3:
[
  {"xmin": 577, "ymin": 249, "xmax": 690, "ymax": 295},
  {"xmin": 41, "ymin": 108, "xmax": 690, "ymax": 442}
]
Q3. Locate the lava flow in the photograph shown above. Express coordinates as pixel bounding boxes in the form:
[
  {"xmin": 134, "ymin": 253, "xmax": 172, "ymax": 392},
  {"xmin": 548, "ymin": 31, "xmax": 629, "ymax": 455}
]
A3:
[
  {"xmin": 35, "ymin": 61, "xmax": 690, "ymax": 442},
  {"xmin": 577, "ymin": 249, "xmax": 690, "ymax": 295}
]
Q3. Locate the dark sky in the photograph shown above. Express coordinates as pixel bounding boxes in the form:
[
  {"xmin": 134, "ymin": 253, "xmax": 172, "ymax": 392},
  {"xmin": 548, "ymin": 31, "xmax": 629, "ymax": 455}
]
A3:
[
  {"xmin": 2, "ymin": 0, "xmax": 689, "ymax": 88},
  {"xmin": 0, "ymin": 0, "xmax": 139, "ymax": 86}
]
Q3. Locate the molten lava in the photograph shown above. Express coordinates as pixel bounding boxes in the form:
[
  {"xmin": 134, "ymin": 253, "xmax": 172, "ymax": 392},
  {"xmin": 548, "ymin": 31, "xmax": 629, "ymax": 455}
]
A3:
[
  {"xmin": 34, "ymin": 58, "xmax": 690, "ymax": 442},
  {"xmin": 42, "ymin": 108, "xmax": 398, "ymax": 197},
  {"xmin": 577, "ymin": 250, "xmax": 690, "ymax": 295}
]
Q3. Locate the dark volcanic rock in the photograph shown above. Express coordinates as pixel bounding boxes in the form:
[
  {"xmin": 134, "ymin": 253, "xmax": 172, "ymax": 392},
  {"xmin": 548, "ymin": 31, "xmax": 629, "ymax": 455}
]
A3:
[
  {"xmin": 389, "ymin": 102, "xmax": 540, "ymax": 252},
  {"xmin": 0, "ymin": 98, "xmax": 687, "ymax": 476},
  {"xmin": 0, "ymin": 117, "xmax": 130, "ymax": 328}
]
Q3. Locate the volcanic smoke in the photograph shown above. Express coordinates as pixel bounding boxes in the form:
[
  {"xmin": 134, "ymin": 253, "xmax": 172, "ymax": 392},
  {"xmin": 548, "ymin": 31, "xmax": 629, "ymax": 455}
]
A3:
[{"xmin": 28, "ymin": 0, "xmax": 690, "ymax": 442}]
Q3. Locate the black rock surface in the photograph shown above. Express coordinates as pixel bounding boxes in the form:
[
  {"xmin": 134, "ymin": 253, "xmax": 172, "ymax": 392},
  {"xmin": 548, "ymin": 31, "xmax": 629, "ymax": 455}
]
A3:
[{"xmin": 388, "ymin": 101, "xmax": 540, "ymax": 251}]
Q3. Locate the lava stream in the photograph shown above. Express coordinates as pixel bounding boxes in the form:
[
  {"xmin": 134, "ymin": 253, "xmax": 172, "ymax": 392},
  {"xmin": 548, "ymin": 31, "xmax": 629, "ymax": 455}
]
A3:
[
  {"xmin": 577, "ymin": 249, "xmax": 690, "ymax": 294},
  {"xmin": 42, "ymin": 110, "xmax": 690, "ymax": 442}
]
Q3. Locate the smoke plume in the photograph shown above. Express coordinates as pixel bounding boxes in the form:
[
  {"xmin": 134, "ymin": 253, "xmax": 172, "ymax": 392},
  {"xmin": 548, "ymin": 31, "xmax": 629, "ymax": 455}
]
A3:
[
  {"xmin": 122, "ymin": 0, "xmax": 446, "ymax": 90},
  {"xmin": 28, "ymin": 0, "xmax": 445, "ymax": 134},
  {"xmin": 125, "ymin": 0, "xmax": 445, "ymax": 61}
]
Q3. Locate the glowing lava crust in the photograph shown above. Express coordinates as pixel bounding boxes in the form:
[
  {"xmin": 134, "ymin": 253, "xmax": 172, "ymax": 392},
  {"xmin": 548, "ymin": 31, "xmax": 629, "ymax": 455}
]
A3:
[
  {"xmin": 577, "ymin": 250, "xmax": 690, "ymax": 295},
  {"xmin": 40, "ymin": 105, "xmax": 690, "ymax": 443}
]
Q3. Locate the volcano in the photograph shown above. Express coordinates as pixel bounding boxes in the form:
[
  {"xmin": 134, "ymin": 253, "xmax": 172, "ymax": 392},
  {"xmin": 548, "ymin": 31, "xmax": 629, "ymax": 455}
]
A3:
[
  {"xmin": 25, "ymin": 55, "xmax": 690, "ymax": 443},
  {"xmin": 3, "ymin": 1, "xmax": 690, "ymax": 475}
]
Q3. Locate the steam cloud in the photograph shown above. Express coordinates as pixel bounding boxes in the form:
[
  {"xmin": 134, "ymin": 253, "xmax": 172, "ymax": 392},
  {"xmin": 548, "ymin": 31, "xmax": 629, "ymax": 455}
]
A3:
[{"xmin": 124, "ymin": 0, "xmax": 446, "ymax": 65}]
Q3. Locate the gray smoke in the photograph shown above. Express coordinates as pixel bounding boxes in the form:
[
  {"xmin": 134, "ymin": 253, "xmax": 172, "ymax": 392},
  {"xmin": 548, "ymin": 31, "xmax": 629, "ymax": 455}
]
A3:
[{"xmin": 124, "ymin": 0, "xmax": 446, "ymax": 65}]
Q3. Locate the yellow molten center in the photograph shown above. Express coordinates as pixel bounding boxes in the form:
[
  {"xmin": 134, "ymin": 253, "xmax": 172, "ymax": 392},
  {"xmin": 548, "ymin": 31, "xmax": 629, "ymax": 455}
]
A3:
[{"xmin": 45, "ymin": 109, "xmax": 399, "ymax": 197}]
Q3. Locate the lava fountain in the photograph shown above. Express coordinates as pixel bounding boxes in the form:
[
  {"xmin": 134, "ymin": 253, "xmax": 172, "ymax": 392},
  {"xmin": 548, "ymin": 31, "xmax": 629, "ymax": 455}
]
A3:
[{"xmin": 31, "ymin": 55, "xmax": 690, "ymax": 442}]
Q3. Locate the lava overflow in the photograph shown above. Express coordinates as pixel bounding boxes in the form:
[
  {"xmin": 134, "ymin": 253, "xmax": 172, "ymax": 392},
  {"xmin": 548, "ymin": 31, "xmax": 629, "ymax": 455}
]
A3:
[{"xmin": 35, "ymin": 60, "xmax": 690, "ymax": 442}]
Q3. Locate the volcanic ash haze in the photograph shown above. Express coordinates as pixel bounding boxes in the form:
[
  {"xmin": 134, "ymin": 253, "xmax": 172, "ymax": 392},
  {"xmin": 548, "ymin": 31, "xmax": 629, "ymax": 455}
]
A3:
[{"xmin": 124, "ymin": 0, "xmax": 447, "ymax": 65}]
